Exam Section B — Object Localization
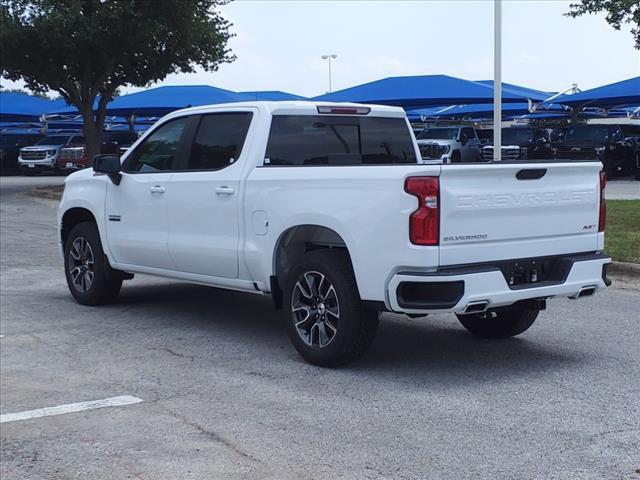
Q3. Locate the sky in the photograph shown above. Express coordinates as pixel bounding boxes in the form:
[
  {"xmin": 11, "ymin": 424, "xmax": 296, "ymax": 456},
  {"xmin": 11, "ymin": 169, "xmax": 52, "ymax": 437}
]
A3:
[{"xmin": 2, "ymin": 0, "xmax": 639, "ymax": 98}]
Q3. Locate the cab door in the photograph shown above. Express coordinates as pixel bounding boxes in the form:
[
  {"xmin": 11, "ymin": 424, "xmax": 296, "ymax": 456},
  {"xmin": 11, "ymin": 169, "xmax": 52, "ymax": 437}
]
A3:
[
  {"xmin": 166, "ymin": 110, "xmax": 255, "ymax": 278},
  {"xmin": 105, "ymin": 116, "xmax": 194, "ymax": 270},
  {"xmin": 460, "ymin": 127, "xmax": 481, "ymax": 162}
]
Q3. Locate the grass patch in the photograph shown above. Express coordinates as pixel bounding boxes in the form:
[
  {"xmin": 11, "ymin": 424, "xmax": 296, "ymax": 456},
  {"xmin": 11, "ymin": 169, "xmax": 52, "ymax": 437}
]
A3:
[{"xmin": 605, "ymin": 200, "xmax": 640, "ymax": 263}]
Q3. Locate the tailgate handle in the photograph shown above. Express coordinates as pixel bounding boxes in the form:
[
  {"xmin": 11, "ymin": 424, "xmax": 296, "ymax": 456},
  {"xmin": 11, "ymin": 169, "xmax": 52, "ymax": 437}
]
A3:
[{"xmin": 516, "ymin": 169, "xmax": 547, "ymax": 180}]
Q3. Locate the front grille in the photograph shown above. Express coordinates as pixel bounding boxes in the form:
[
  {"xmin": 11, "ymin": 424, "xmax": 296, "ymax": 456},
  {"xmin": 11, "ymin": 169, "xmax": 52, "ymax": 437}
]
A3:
[
  {"xmin": 419, "ymin": 143, "xmax": 447, "ymax": 159},
  {"xmin": 20, "ymin": 150, "xmax": 47, "ymax": 160},
  {"xmin": 556, "ymin": 147, "xmax": 598, "ymax": 160},
  {"xmin": 482, "ymin": 146, "xmax": 525, "ymax": 161},
  {"xmin": 59, "ymin": 147, "xmax": 84, "ymax": 161}
]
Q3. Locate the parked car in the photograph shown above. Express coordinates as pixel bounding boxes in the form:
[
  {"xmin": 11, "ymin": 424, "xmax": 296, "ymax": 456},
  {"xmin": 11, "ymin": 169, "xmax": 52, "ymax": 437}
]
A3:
[
  {"xmin": 58, "ymin": 101, "xmax": 611, "ymax": 366},
  {"xmin": 57, "ymin": 131, "xmax": 140, "ymax": 172},
  {"xmin": 416, "ymin": 126, "xmax": 482, "ymax": 162},
  {"xmin": 482, "ymin": 127, "xmax": 554, "ymax": 161},
  {"xmin": 556, "ymin": 124, "xmax": 640, "ymax": 179},
  {"xmin": 19, "ymin": 133, "xmax": 84, "ymax": 174},
  {"xmin": 0, "ymin": 132, "xmax": 43, "ymax": 175},
  {"xmin": 620, "ymin": 124, "xmax": 640, "ymax": 180}
]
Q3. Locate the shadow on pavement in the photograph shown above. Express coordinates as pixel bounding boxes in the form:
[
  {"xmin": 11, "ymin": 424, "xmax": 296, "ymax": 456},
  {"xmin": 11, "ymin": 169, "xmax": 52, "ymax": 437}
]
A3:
[{"xmin": 88, "ymin": 280, "xmax": 580, "ymax": 383}]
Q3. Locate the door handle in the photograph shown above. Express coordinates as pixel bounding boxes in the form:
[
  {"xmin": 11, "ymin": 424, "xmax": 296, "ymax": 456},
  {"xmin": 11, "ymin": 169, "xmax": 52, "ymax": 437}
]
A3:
[
  {"xmin": 150, "ymin": 185, "xmax": 166, "ymax": 194},
  {"xmin": 215, "ymin": 186, "xmax": 235, "ymax": 195}
]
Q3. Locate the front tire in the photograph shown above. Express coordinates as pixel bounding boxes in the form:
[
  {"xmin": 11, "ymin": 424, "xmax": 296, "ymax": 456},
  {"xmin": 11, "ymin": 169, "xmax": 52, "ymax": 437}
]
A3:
[
  {"xmin": 64, "ymin": 221, "xmax": 122, "ymax": 306},
  {"xmin": 284, "ymin": 249, "xmax": 378, "ymax": 367},
  {"xmin": 456, "ymin": 308, "xmax": 538, "ymax": 339}
]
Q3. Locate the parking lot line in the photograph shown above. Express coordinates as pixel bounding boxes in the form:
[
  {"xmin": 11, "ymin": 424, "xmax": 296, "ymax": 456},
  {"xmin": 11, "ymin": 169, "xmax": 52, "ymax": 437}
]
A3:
[{"xmin": 0, "ymin": 395, "xmax": 143, "ymax": 424}]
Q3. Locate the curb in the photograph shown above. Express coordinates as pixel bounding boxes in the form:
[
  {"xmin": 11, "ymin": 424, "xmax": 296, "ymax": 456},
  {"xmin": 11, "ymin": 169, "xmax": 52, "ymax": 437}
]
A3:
[{"xmin": 609, "ymin": 261, "xmax": 640, "ymax": 278}]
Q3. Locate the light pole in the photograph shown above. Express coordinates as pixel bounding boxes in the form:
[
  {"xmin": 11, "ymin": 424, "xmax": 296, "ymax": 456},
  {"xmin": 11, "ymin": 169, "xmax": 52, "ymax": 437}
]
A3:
[
  {"xmin": 493, "ymin": 0, "xmax": 502, "ymax": 162},
  {"xmin": 321, "ymin": 54, "xmax": 338, "ymax": 93}
]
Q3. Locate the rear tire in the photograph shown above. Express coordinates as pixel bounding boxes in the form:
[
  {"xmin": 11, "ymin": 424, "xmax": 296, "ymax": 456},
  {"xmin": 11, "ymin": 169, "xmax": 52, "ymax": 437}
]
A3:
[
  {"xmin": 456, "ymin": 308, "xmax": 538, "ymax": 339},
  {"xmin": 284, "ymin": 249, "xmax": 379, "ymax": 367},
  {"xmin": 64, "ymin": 221, "xmax": 123, "ymax": 306}
]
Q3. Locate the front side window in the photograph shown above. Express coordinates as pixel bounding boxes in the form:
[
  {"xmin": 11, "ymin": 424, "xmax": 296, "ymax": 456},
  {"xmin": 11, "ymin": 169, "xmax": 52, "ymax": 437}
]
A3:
[
  {"xmin": 461, "ymin": 128, "xmax": 476, "ymax": 141},
  {"xmin": 123, "ymin": 117, "xmax": 188, "ymax": 173},
  {"xmin": 186, "ymin": 112, "xmax": 253, "ymax": 170},
  {"xmin": 265, "ymin": 115, "xmax": 416, "ymax": 166}
]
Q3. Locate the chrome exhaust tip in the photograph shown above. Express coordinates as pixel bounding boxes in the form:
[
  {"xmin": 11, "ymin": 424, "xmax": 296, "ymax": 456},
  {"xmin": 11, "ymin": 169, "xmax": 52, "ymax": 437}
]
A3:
[
  {"xmin": 464, "ymin": 300, "xmax": 489, "ymax": 314},
  {"xmin": 569, "ymin": 286, "xmax": 597, "ymax": 299}
]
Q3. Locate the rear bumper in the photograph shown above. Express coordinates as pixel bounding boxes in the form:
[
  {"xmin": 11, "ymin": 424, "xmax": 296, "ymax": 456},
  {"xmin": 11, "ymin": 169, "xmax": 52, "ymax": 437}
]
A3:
[{"xmin": 387, "ymin": 252, "xmax": 611, "ymax": 314}]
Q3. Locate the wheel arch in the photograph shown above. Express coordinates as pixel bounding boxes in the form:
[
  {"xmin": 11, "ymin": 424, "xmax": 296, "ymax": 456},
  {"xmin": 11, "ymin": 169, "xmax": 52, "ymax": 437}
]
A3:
[
  {"xmin": 271, "ymin": 224, "xmax": 355, "ymax": 308},
  {"xmin": 61, "ymin": 207, "xmax": 98, "ymax": 249}
]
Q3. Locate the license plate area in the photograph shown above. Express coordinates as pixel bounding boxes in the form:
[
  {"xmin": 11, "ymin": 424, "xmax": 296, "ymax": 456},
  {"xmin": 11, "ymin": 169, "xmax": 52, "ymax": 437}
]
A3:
[
  {"xmin": 66, "ymin": 162, "xmax": 74, "ymax": 168},
  {"xmin": 497, "ymin": 256, "xmax": 571, "ymax": 289}
]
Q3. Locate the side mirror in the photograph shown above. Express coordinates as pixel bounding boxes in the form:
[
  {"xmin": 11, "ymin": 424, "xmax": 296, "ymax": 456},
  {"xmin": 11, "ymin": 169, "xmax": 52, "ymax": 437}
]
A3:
[{"xmin": 93, "ymin": 154, "xmax": 122, "ymax": 185}]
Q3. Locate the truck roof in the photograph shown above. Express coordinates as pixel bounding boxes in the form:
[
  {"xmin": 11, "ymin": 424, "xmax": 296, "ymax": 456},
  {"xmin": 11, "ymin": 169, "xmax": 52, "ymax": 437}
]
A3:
[{"xmin": 162, "ymin": 101, "xmax": 408, "ymax": 120}]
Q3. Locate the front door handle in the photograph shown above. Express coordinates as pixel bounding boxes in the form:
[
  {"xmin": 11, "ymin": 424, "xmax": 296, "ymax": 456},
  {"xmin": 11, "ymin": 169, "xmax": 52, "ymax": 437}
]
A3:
[
  {"xmin": 215, "ymin": 186, "xmax": 235, "ymax": 195},
  {"xmin": 150, "ymin": 185, "xmax": 166, "ymax": 194}
]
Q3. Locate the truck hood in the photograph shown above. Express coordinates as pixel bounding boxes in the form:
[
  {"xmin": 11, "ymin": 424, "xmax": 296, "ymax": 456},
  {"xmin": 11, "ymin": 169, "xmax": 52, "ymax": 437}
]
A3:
[
  {"xmin": 416, "ymin": 139, "xmax": 457, "ymax": 147},
  {"xmin": 558, "ymin": 140, "xmax": 605, "ymax": 148},
  {"xmin": 21, "ymin": 145, "xmax": 63, "ymax": 151}
]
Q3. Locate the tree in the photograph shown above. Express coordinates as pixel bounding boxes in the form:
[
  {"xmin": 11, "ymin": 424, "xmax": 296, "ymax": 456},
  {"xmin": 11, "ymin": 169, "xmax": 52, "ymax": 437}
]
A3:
[
  {"xmin": 566, "ymin": 0, "xmax": 640, "ymax": 49},
  {"xmin": 0, "ymin": 0, "xmax": 234, "ymax": 162}
]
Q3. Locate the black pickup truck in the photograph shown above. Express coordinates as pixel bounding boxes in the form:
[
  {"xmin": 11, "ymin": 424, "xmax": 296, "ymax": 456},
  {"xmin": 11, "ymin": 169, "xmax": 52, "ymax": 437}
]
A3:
[{"xmin": 556, "ymin": 124, "xmax": 640, "ymax": 180}]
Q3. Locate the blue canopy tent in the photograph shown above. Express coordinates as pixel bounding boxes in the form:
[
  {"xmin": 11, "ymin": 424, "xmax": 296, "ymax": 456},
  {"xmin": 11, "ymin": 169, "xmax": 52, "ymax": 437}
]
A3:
[
  {"xmin": 407, "ymin": 102, "xmax": 567, "ymax": 121},
  {"xmin": 474, "ymin": 80, "xmax": 553, "ymax": 99},
  {"xmin": 312, "ymin": 75, "xmax": 549, "ymax": 108},
  {"xmin": 240, "ymin": 90, "xmax": 307, "ymax": 101},
  {"xmin": 0, "ymin": 92, "xmax": 67, "ymax": 122},
  {"xmin": 551, "ymin": 76, "xmax": 640, "ymax": 110},
  {"xmin": 53, "ymin": 85, "xmax": 252, "ymax": 117}
]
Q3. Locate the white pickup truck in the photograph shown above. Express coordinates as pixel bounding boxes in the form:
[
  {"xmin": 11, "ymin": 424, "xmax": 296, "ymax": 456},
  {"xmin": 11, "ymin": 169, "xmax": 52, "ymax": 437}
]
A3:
[{"xmin": 58, "ymin": 101, "xmax": 611, "ymax": 366}]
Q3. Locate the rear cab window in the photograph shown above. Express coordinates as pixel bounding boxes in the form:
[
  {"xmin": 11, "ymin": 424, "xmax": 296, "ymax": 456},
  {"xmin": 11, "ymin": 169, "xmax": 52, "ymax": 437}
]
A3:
[{"xmin": 264, "ymin": 115, "xmax": 417, "ymax": 166}]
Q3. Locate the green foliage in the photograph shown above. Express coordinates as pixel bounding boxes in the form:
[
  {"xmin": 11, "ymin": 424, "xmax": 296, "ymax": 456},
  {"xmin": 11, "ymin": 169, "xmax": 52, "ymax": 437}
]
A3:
[
  {"xmin": 605, "ymin": 200, "xmax": 640, "ymax": 263},
  {"xmin": 0, "ymin": 0, "xmax": 235, "ymax": 159},
  {"xmin": 566, "ymin": 0, "xmax": 640, "ymax": 49}
]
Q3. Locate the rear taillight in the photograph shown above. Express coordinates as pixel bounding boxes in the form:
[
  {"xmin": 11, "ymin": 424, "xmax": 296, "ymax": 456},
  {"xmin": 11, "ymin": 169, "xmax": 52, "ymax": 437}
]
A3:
[
  {"xmin": 598, "ymin": 170, "xmax": 606, "ymax": 232},
  {"xmin": 405, "ymin": 176, "xmax": 439, "ymax": 246}
]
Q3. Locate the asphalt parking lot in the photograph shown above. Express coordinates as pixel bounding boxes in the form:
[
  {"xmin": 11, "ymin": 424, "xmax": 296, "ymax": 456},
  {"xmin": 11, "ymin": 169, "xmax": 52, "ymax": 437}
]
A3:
[{"xmin": 1, "ymin": 176, "xmax": 639, "ymax": 480}]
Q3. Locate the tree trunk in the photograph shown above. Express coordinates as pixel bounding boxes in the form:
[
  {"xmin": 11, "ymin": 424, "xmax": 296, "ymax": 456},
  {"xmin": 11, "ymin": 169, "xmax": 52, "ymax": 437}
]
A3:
[{"xmin": 81, "ymin": 105, "xmax": 101, "ymax": 167}]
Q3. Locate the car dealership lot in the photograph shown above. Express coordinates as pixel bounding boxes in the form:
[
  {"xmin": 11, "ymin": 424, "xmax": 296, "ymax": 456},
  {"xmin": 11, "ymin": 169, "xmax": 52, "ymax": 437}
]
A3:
[{"xmin": 1, "ymin": 176, "xmax": 639, "ymax": 480}]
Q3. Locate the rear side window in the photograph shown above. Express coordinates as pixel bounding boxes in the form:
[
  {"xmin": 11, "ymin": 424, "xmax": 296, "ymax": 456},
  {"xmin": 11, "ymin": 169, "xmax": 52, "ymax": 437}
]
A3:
[
  {"xmin": 264, "ymin": 115, "xmax": 416, "ymax": 166},
  {"xmin": 186, "ymin": 112, "xmax": 253, "ymax": 170},
  {"xmin": 123, "ymin": 117, "xmax": 188, "ymax": 173}
]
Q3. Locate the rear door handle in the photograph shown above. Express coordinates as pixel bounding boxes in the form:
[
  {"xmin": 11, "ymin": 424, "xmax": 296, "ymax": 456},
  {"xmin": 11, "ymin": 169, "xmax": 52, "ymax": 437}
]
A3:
[
  {"xmin": 150, "ymin": 185, "xmax": 166, "ymax": 194},
  {"xmin": 215, "ymin": 186, "xmax": 235, "ymax": 195}
]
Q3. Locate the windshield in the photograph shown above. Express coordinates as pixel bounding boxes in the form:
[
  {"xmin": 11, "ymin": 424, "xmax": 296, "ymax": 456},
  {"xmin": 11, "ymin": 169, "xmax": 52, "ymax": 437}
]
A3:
[
  {"xmin": 564, "ymin": 126, "xmax": 610, "ymax": 143},
  {"xmin": 36, "ymin": 135, "xmax": 70, "ymax": 146},
  {"xmin": 502, "ymin": 128, "xmax": 534, "ymax": 144},
  {"xmin": 417, "ymin": 128, "xmax": 458, "ymax": 140}
]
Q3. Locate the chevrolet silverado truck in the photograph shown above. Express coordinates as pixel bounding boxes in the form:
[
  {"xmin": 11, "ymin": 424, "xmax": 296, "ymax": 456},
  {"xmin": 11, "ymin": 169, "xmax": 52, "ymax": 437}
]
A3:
[
  {"xmin": 556, "ymin": 124, "xmax": 640, "ymax": 179},
  {"xmin": 416, "ymin": 126, "xmax": 482, "ymax": 163},
  {"xmin": 58, "ymin": 101, "xmax": 611, "ymax": 366}
]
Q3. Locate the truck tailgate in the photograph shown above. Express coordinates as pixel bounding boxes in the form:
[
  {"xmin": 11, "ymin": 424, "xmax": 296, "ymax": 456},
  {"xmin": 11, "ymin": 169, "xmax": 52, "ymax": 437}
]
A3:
[{"xmin": 439, "ymin": 162, "xmax": 602, "ymax": 266}]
